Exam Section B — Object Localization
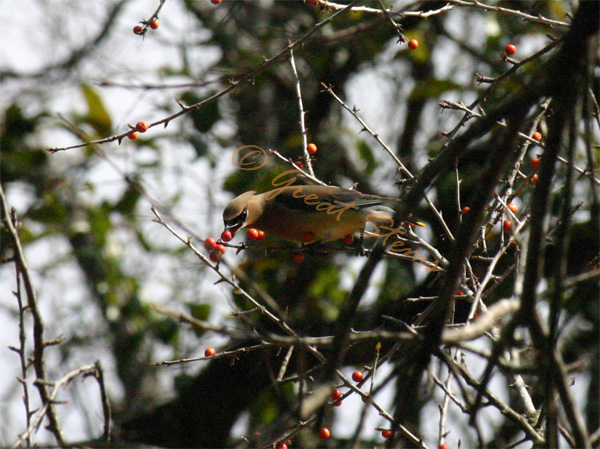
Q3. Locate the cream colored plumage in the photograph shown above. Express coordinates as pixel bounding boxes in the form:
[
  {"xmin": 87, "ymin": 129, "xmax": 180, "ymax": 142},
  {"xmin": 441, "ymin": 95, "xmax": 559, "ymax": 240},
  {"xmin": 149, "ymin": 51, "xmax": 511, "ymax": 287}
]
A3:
[{"xmin": 223, "ymin": 184, "xmax": 413, "ymax": 244}]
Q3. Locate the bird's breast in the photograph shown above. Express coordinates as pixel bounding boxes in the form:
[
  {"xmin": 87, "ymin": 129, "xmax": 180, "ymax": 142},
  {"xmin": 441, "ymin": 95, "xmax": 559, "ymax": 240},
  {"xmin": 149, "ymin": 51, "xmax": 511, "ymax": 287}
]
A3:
[{"xmin": 251, "ymin": 203, "xmax": 367, "ymax": 243}]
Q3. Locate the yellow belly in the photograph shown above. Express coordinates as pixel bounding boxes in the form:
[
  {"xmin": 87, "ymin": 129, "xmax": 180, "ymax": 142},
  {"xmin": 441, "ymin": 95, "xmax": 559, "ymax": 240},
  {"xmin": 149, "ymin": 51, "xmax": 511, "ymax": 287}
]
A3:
[{"xmin": 251, "ymin": 206, "xmax": 367, "ymax": 243}]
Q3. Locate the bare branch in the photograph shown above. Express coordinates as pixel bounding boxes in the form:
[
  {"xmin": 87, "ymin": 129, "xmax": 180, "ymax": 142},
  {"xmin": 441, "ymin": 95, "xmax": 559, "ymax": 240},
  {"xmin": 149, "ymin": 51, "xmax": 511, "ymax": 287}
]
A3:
[
  {"xmin": 1, "ymin": 184, "xmax": 67, "ymax": 446},
  {"xmin": 442, "ymin": 298, "xmax": 520, "ymax": 344},
  {"xmin": 47, "ymin": 3, "xmax": 356, "ymax": 152}
]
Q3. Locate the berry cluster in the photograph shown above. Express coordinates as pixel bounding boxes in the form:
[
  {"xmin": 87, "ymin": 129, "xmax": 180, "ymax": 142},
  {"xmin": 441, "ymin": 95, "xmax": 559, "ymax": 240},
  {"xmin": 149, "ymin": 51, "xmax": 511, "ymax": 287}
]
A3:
[
  {"xmin": 246, "ymin": 228, "xmax": 265, "ymax": 240},
  {"xmin": 203, "ymin": 227, "xmax": 268, "ymax": 264},
  {"xmin": 133, "ymin": 19, "xmax": 159, "ymax": 36},
  {"xmin": 205, "ymin": 238, "xmax": 226, "ymax": 263},
  {"xmin": 127, "ymin": 121, "xmax": 149, "ymax": 140}
]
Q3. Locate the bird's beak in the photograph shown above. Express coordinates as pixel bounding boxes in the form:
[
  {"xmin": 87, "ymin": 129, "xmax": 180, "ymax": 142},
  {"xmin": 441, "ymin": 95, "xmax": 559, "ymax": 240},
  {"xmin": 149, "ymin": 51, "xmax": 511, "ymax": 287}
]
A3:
[{"xmin": 224, "ymin": 222, "xmax": 243, "ymax": 234}]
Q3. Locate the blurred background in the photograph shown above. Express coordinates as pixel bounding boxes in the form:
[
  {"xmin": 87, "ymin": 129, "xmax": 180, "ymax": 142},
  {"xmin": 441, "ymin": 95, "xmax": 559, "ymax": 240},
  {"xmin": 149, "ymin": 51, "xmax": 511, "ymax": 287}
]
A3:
[{"xmin": 1, "ymin": 0, "xmax": 597, "ymax": 447}]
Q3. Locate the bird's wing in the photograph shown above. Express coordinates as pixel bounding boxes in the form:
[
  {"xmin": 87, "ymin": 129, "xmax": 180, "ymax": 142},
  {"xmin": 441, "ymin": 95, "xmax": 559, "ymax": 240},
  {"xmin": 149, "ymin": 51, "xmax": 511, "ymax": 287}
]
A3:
[{"xmin": 269, "ymin": 185, "xmax": 399, "ymax": 212}]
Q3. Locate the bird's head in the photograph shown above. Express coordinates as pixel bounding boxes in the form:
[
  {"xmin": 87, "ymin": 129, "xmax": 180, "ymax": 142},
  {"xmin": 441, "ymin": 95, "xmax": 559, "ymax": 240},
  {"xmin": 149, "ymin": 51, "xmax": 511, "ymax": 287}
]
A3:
[{"xmin": 222, "ymin": 191, "xmax": 256, "ymax": 233}]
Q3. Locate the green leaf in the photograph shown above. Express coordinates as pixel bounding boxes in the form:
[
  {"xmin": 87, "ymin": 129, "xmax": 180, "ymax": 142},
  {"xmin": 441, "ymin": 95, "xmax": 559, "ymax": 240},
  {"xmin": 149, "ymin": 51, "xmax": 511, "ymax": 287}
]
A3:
[
  {"xmin": 153, "ymin": 318, "xmax": 180, "ymax": 345},
  {"xmin": 3, "ymin": 104, "xmax": 37, "ymax": 143},
  {"xmin": 249, "ymin": 390, "xmax": 281, "ymax": 427},
  {"xmin": 409, "ymin": 79, "xmax": 462, "ymax": 101},
  {"xmin": 189, "ymin": 134, "xmax": 209, "ymax": 158},
  {"xmin": 180, "ymin": 91, "xmax": 221, "ymax": 133},
  {"xmin": 114, "ymin": 183, "xmax": 142, "ymax": 216},
  {"xmin": 186, "ymin": 303, "xmax": 212, "ymax": 337},
  {"xmin": 81, "ymin": 83, "xmax": 112, "ymax": 136},
  {"xmin": 356, "ymin": 140, "xmax": 376, "ymax": 175},
  {"xmin": 88, "ymin": 202, "xmax": 113, "ymax": 246},
  {"xmin": 174, "ymin": 373, "xmax": 195, "ymax": 395},
  {"xmin": 0, "ymin": 104, "xmax": 48, "ymax": 184},
  {"xmin": 187, "ymin": 302, "xmax": 211, "ymax": 320},
  {"xmin": 27, "ymin": 191, "xmax": 69, "ymax": 225}
]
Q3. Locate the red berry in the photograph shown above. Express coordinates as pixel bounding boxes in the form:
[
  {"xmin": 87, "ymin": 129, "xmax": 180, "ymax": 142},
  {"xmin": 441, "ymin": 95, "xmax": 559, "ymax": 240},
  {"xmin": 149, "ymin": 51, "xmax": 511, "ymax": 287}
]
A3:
[
  {"xmin": 330, "ymin": 388, "xmax": 342, "ymax": 401},
  {"xmin": 531, "ymin": 174, "xmax": 539, "ymax": 185},
  {"xmin": 352, "ymin": 370, "xmax": 364, "ymax": 382},
  {"xmin": 456, "ymin": 291, "xmax": 464, "ymax": 296},
  {"xmin": 307, "ymin": 143, "xmax": 318, "ymax": 155},
  {"xmin": 127, "ymin": 131, "xmax": 139, "ymax": 140},
  {"xmin": 532, "ymin": 131, "xmax": 542, "ymax": 142},
  {"xmin": 209, "ymin": 251, "xmax": 221, "ymax": 263},
  {"xmin": 382, "ymin": 430, "xmax": 394, "ymax": 439},
  {"xmin": 211, "ymin": 0, "xmax": 222, "ymax": 4},
  {"xmin": 408, "ymin": 39, "xmax": 419, "ymax": 50},
  {"xmin": 439, "ymin": 444, "xmax": 449, "ymax": 449},
  {"xmin": 344, "ymin": 234, "xmax": 354, "ymax": 245},
  {"xmin": 136, "ymin": 121, "xmax": 149, "ymax": 133},
  {"xmin": 294, "ymin": 161, "xmax": 304, "ymax": 170},
  {"xmin": 318, "ymin": 428, "xmax": 331, "ymax": 440},
  {"xmin": 221, "ymin": 230, "xmax": 233, "ymax": 242},
  {"xmin": 133, "ymin": 25, "xmax": 144, "ymax": 35},
  {"xmin": 204, "ymin": 347, "xmax": 216, "ymax": 357},
  {"xmin": 334, "ymin": 399, "xmax": 343, "ymax": 407},
  {"xmin": 530, "ymin": 157, "xmax": 540, "ymax": 171},
  {"xmin": 505, "ymin": 44, "xmax": 517, "ymax": 56},
  {"xmin": 204, "ymin": 237, "xmax": 218, "ymax": 250},
  {"xmin": 215, "ymin": 244, "xmax": 226, "ymax": 254},
  {"xmin": 256, "ymin": 230, "xmax": 265, "ymax": 240},
  {"xmin": 150, "ymin": 19, "xmax": 159, "ymax": 30},
  {"xmin": 461, "ymin": 206, "xmax": 470, "ymax": 215},
  {"xmin": 507, "ymin": 203, "xmax": 518, "ymax": 213},
  {"xmin": 247, "ymin": 228, "xmax": 259, "ymax": 240},
  {"xmin": 503, "ymin": 219, "xmax": 512, "ymax": 232},
  {"xmin": 275, "ymin": 444, "xmax": 288, "ymax": 449},
  {"xmin": 302, "ymin": 231, "xmax": 315, "ymax": 243},
  {"xmin": 308, "ymin": 0, "xmax": 317, "ymax": 5},
  {"xmin": 293, "ymin": 253, "xmax": 304, "ymax": 263}
]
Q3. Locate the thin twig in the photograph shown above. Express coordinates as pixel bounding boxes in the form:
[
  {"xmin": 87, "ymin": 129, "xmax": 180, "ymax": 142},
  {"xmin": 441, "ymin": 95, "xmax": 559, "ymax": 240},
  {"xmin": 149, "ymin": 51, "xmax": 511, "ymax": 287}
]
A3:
[
  {"xmin": 134, "ymin": 0, "xmax": 168, "ymax": 35},
  {"xmin": 322, "ymin": 83, "xmax": 455, "ymax": 241},
  {"xmin": 48, "ymin": 3, "xmax": 356, "ymax": 152},
  {"xmin": 316, "ymin": 0, "xmax": 453, "ymax": 19},
  {"xmin": 437, "ymin": 359, "xmax": 455, "ymax": 447},
  {"xmin": 1, "ymin": 184, "xmax": 67, "ymax": 447},
  {"xmin": 289, "ymin": 49, "xmax": 315, "ymax": 177},
  {"xmin": 436, "ymin": 350, "xmax": 545, "ymax": 444},
  {"xmin": 442, "ymin": 298, "xmax": 520, "ymax": 344},
  {"xmin": 151, "ymin": 344, "xmax": 269, "ymax": 367},
  {"xmin": 447, "ymin": 0, "xmax": 569, "ymax": 28},
  {"xmin": 93, "ymin": 361, "xmax": 112, "ymax": 442},
  {"xmin": 12, "ymin": 364, "xmax": 100, "ymax": 448},
  {"xmin": 10, "ymin": 263, "xmax": 32, "ymax": 447},
  {"xmin": 277, "ymin": 346, "xmax": 295, "ymax": 381}
]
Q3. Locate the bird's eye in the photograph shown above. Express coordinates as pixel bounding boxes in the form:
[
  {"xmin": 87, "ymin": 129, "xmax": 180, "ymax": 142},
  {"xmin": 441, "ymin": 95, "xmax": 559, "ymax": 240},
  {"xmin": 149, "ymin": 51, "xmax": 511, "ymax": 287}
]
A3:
[{"xmin": 224, "ymin": 208, "xmax": 248, "ymax": 227}]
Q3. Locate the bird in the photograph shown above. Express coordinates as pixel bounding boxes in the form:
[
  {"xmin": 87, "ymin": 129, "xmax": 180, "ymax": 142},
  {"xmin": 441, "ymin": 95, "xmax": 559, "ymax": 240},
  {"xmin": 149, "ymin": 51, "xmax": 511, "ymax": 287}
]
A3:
[{"xmin": 222, "ymin": 179, "xmax": 421, "ymax": 244}]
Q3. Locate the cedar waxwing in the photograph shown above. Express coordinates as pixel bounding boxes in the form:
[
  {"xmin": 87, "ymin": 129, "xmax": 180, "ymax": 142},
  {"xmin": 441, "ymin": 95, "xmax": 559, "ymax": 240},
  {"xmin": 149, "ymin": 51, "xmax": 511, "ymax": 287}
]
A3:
[{"xmin": 222, "ymin": 171, "xmax": 418, "ymax": 244}]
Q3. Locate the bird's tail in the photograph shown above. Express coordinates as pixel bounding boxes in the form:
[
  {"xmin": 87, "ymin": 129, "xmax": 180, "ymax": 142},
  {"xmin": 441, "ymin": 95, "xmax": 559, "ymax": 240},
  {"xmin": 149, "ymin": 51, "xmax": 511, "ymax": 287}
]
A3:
[{"xmin": 365, "ymin": 206, "xmax": 426, "ymax": 228}]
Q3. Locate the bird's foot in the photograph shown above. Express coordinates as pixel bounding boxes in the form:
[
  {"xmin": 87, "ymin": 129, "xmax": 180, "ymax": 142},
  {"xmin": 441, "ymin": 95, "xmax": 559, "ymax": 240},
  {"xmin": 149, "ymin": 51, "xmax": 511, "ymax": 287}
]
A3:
[{"xmin": 302, "ymin": 242, "xmax": 329, "ymax": 255}]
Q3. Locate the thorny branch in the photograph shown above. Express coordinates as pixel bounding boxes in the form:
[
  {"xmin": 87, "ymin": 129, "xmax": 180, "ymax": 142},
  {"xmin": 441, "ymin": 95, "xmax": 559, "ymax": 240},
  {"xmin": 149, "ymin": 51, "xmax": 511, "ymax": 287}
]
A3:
[
  {"xmin": 30, "ymin": 0, "xmax": 597, "ymax": 446},
  {"xmin": 47, "ymin": 3, "xmax": 357, "ymax": 152},
  {"xmin": 1, "ymin": 182, "xmax": 67, "ymax": 446},
  {"xmin": 12, "ymin": 363, "xmax": 110, "ymax": 449}
]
